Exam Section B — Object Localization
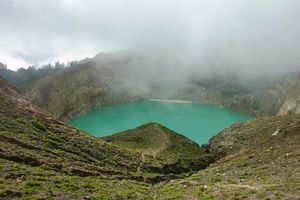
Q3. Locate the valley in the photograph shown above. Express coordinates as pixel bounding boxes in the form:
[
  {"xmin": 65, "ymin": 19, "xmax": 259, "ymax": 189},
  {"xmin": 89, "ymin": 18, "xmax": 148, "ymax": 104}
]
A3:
[
  {"xmin": 0, "ymin": 75, "xmax": 299, "ymax": 199},
  {"xmin": 0, "ymin": 52, "xmax": 299, "ymax": 199},
  {"xmin": 1, "ymin": 1, "xmax": 300, "ymax": 199}
]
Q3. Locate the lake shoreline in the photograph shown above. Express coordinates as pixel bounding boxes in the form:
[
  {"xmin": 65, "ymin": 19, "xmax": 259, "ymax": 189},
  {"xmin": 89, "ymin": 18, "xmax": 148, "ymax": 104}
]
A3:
[
  {"xmin": 147, "ymin": 98, "xmax": 192, "ymax": 104},
  {"xmin": 70, "ymin": 101, "xmax": 254, "ymax": 144}
]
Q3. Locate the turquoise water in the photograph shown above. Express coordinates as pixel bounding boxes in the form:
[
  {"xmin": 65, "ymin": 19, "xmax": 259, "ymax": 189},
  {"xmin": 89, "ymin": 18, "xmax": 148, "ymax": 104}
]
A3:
[{"xmin": 69, "ymin": 101, "xmax": 254, "ymax": 144}]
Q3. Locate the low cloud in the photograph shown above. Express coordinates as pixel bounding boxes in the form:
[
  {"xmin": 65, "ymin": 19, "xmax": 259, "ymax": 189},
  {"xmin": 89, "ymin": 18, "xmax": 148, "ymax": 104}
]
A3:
[{"xmin": 0, "ymin": 0, "xmax": 299, "ymax": 77}]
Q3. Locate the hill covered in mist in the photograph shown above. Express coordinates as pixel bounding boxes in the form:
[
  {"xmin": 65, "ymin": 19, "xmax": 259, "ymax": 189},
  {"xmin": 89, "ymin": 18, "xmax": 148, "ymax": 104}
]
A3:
[{"xmin": 1, "ymin": 51, "xmax": 298, "ymax": 120}]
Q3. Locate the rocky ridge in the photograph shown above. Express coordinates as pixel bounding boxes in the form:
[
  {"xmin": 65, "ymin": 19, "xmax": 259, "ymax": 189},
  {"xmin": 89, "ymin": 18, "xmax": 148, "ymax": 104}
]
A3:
[
  {"xmin": 0, "ymin": 76, "xmax": 299, "ymax": 199},
  {"xmin": 7, "ymin": 53, "xmax": 298, "ymax": 120}
]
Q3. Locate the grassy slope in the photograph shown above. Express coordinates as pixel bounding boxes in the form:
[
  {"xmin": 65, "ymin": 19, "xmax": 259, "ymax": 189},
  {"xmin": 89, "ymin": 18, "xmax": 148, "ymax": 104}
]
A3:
[
  {"xmin": 0, "ymin": 77, "xmax": 211, "ymax": 199},
  {"xmin": 0, "ymin": 77, "xmax": 147, "ymax": 179},
  {"xmin": 103, "ymin": 123, "xmax": 214, "ymax": 174},
  {"xmin": 1, "ymin": 76, "xmax": 300, "ymax": 199},
  {"xmin": 154, "ymin": 115, "xmax": 300, "ymax": 200}
]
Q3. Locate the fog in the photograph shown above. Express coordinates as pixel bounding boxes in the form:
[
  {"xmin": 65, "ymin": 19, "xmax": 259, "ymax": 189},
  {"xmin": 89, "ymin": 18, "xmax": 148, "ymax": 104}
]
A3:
[{"xmin": 0, "ymin": 0, "xmax": 299, "ymax": 78}]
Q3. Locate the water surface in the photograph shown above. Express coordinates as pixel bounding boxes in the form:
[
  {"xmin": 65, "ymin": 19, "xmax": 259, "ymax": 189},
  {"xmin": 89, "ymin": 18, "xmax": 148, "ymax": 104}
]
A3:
[{"xmin": 69, "ymin": 101, "xmax": 254, "ymax": 144}]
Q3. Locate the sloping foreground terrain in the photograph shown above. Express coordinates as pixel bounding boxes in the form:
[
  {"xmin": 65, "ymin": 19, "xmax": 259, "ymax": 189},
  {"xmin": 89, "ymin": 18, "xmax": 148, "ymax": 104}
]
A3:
[
  {"xmin": 0, "ymin": 76, "xmax": 212, "ymax": 199},
  {"xmin": 103, "ymin": 123, "xmax": 214, "ymax": 175},
  {"xmin": 0, "ymin": 76, "xmax": 300, "ymax": 199},
  {"xmin": 160, "ymin": 115, "xmax": 300, "ymax": 199}
]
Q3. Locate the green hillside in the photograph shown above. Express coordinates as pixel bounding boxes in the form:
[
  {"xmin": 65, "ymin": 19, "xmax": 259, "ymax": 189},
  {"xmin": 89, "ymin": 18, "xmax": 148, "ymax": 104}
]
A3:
[{"xmin": 0, "ymin": 76, "xmax": 299, "ymax": 199}]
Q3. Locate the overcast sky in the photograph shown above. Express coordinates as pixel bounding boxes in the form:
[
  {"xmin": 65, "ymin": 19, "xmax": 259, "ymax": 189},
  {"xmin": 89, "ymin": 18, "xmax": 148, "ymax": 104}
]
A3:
[{"xmin": 0, "ymin": 0, "xmax": 300, "ymax": 73}]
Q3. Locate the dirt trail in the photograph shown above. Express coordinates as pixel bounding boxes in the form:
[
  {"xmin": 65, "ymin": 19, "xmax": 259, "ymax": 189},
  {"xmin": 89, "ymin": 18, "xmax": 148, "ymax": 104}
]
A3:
[{"xmin": 137, "ymin": 124, "xmax": 171, "ymax": 172}]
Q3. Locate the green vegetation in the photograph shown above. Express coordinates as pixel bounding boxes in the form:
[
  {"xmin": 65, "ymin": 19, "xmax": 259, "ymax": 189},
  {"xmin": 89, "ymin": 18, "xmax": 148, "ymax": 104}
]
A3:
[
  {"xmin": 0, "ymin": 62, "xmax": 65, "ymax": 87},
  {"xmin": 31, "ymin": 119, "xmax": 47, "ymax": 131},
  {"xmin": 0, "ymin": 76, "xmax": 299, "ymax": 199},
  {"xmin": 103, "ymin": 123, "xmax": 214, "ymax": 174},
  {"xmin": 54, "ymin": 181, "xmax": 80, "ymax": 191}
]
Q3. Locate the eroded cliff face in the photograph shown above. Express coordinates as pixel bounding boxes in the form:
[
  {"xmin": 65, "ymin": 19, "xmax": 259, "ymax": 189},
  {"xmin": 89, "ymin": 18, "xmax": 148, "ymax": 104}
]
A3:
[
  {"xmin": 263, "ymin": 75, "xmax": 300, "ymax": 115},
  {"xmin": 22, "ymin": 62, "xmax": 147, "ymax": 120},
  {"xmin": 22, "ymin": 64, "xmax": 104, "ymax": 120},
  {"xmin": 181, "ymin": 74, "xmax": 300, "ymax": 117},
  {"xmin": 12, "ymin": 51, "xmax": 299, "ymax": 120},
  {"xmin": 232, "ymin": 74, "xmax": 300, "ymax": 116}
]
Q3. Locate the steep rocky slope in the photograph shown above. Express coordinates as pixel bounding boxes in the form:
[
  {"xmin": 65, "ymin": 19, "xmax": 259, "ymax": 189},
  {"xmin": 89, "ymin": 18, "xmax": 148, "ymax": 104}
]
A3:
[
  {"xmin": 1, "ymin": 76, "xmax": 300, "ymax": 199},
  {"xmin": 0, "ymin": 76, "xmax": 141, "ymax": 179},
  {"xmin": 177, "ymin": 73, "xmax": 300, "ymax": 117},
  {"xmin": 259, "ymin": 75, "xmax": 300, "ymax": 115},
  {"xmin": 21, "ymin": 57, "xmax": 150, "ymax": 120},
  {"xmin": 13, "ymin": 52, "xmax": 299, "ymax": 120},
  {"xmin": 21, "ymin": 63, "xmax": 105, "ymax": 120}
]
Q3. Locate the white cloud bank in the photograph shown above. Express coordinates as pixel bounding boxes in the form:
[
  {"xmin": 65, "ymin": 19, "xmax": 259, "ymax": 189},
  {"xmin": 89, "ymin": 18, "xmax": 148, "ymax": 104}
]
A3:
[{"xmin": 0, "ymin": 0, "xmax": 299, "ymax": 74}]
